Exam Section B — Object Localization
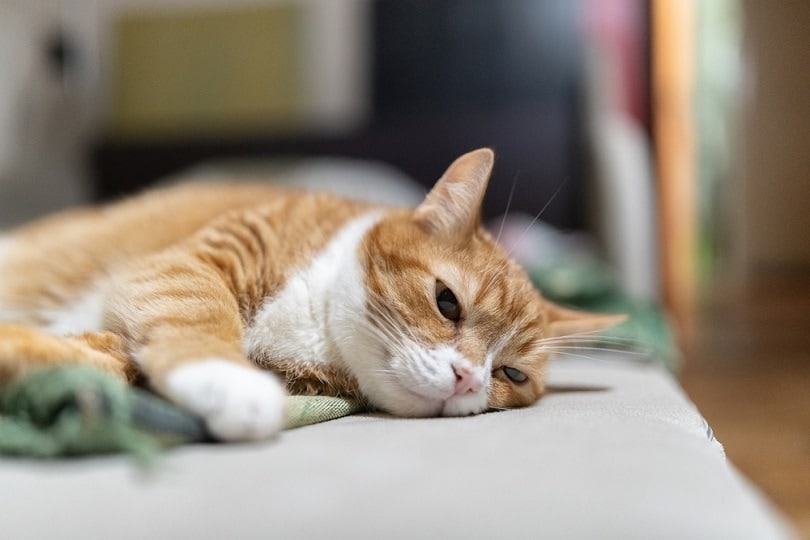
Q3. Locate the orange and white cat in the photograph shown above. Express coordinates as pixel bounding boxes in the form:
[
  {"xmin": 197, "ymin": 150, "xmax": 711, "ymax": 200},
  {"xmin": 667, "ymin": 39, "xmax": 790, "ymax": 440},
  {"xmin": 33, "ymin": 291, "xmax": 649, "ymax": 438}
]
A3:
[{"xmin": 0, "ymin": 149, "xmax": 621, "ymax": 441}]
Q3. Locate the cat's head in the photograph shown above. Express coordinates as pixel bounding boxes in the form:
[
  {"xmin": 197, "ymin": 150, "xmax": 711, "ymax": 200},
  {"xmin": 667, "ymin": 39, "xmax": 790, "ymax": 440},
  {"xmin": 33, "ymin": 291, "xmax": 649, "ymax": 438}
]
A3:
[{"xmin": 347, "ymin": 149, "xmax": 623, "ymax": 417}]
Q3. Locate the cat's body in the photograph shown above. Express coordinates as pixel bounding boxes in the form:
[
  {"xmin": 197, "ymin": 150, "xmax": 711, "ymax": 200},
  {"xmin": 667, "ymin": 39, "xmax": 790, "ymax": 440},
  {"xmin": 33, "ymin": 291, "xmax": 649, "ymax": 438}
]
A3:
[{"xmin": 0, "ymin": 149, "xmax": 621, "ymax": 441}]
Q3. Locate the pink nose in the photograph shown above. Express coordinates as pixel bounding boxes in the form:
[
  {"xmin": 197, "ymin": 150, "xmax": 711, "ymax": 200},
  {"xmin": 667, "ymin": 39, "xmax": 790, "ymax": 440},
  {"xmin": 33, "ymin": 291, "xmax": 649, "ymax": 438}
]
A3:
[{"xmin": 452, "ymin": 362, "xmax": 482, "ymax": 395}]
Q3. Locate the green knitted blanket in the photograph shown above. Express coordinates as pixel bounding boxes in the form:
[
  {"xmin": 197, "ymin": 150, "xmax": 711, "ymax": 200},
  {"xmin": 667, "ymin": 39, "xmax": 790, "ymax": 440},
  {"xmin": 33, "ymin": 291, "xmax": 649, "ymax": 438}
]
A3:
[{"xmin": 0, "ymin": 366, "xmax": 363, "ymax": 461}]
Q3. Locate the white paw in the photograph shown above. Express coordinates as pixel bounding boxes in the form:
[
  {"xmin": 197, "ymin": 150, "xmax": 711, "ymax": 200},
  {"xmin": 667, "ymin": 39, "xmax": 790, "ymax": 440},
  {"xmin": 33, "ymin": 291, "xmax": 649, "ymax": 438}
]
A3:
[{"xmin": 164, "ymin": 359, "xmax": 286, "ymax": 441}]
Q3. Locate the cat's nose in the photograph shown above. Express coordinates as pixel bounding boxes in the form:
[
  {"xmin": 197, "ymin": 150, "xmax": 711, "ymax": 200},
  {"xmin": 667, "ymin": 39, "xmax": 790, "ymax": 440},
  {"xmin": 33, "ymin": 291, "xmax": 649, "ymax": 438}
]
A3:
[{"xmin": 452, "ymin": 362, "xmax": 483, "ymax": 395}]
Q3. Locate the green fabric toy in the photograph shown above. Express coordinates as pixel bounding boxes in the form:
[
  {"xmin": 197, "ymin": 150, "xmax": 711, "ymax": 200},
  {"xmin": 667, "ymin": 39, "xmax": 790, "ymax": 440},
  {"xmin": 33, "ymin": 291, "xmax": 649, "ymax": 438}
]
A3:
[{"xmin": 0, "ymin": 365, "xmax": 363, "ymax": 461}]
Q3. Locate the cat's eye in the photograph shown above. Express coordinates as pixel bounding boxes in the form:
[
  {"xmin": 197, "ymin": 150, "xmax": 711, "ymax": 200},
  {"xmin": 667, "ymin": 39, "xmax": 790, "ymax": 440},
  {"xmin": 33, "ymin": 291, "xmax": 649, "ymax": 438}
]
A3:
[
  {"xmin": 435, "ymin": 281, "xmax": 461, "ymax": 322},
  {"xmin": 502, "ymin": 366, "xmax": 528, "ymax": 384}
]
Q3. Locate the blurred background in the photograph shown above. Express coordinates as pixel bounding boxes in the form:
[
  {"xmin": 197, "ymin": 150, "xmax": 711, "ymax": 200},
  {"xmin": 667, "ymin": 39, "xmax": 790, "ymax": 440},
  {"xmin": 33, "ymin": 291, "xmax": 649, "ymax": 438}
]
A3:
[{"xmin": 0, "ymin": 0, "xmax": 807, "ymax": 534}]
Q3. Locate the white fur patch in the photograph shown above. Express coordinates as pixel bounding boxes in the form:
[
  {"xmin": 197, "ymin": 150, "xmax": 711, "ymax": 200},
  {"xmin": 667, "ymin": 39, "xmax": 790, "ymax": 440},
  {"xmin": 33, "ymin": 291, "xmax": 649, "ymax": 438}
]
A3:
[
  {"xmin": 0, "ymin": 236, "xmax": 10, "ymax": 264},
  {"xmin": 165, "ymin": 359, "xmax": 285, "ymax": 441},
  {"xmin": 0, "ymin": 236, "xmax": 12, "ymax": 319},
  {"xmin": 0, "ymin": 236, "xmax": 28, "ymax": 324},
  {"xmin": 372, "ymin": 343, "xmax": 491, "ymax": 418},
  {"xmin": 0, "ymin": 235, "xmax": 107, "ymax": 333},
  {"xmin": 43, "ymin": 284, "xmax": 107, "ymax": 336},
  {"xmin": 243, "ymin": 212, "xmax": 382, "ymax": 367}
]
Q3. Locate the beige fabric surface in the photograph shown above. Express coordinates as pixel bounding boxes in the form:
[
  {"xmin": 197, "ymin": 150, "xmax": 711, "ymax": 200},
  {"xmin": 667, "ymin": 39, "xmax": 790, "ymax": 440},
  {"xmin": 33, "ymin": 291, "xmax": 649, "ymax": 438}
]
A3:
[{"xmin": 0, "ymin": 353, "xmax": 795, "ymax": 540}]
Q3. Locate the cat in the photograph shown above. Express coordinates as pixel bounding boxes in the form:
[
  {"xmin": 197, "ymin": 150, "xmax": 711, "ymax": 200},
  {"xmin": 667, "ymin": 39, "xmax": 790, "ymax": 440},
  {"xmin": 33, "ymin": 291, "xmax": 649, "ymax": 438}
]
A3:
[{"xmin": 0, "ymin": 148, "xmax": 623, "ymax": 441}]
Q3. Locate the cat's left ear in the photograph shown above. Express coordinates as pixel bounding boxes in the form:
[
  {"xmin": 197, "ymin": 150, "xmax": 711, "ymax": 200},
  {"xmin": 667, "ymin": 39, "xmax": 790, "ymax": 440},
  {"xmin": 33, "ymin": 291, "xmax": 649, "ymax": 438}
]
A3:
[
  {"xmin": 546, "ymin": 301, "xmax": 627, "ymax": 339},
  {"xmin": 414, "ymin": 148, "xmax": 494, "ymax": 238}
]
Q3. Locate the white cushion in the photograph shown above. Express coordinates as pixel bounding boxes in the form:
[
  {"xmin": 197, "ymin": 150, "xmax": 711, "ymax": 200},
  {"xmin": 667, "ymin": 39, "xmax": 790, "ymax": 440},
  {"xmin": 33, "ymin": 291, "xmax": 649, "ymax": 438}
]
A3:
[{"xmin": 0, "ymin": 353, "xmax": 795, "ymax": 539}]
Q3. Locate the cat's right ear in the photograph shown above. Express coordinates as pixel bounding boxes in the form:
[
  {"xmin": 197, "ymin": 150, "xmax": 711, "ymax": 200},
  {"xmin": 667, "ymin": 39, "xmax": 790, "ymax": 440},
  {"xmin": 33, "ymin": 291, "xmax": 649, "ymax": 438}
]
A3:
[{"xmin": 413, "ymin": 148, "xmax": 494, "ymax": 239}]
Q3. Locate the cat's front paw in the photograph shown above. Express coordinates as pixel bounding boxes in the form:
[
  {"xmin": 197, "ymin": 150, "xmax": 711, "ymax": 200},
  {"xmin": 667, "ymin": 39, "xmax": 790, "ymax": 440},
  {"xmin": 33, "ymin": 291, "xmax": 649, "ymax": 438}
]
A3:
[{"xmin": 164, "ymin": 359, "xmax": 286, "ymax": 441}]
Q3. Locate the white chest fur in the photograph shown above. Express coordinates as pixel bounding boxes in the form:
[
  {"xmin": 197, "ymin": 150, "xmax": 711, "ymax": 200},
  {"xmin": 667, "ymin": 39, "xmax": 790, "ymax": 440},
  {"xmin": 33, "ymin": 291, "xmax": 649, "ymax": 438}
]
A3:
[
  {"xmin": 0, "ymin": 236, "xmax": 11, "ymax": 317},
  {"xmin": 0, "ymin": 236, "xmax": 25, "ymax": 324},
  {"xmin": 242, "ymin": 212, "xmax": 381, "ymax": 368},
  {"xmin": 0, "ymin": 235, "xmax": 107, "ymax": 333},
  {"xmin": 0, "ymin": 236, "xmax": 9, "ymax": 278},
  {"xmin": 43, "ymin": 285, "xmax": 107, "ymax": 335}
]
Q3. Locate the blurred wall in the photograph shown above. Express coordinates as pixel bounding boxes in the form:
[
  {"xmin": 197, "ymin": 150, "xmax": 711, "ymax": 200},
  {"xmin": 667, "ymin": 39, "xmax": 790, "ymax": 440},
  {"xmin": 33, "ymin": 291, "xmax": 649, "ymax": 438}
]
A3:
[
  {"xmin": 100, "ymin": 0, "xmax": 369, "ymax": 137},
  {"xmin": 0, "ymin": 0, "xmax": 100, "ymax": 227},
  {"xmin": 732, "ymin": 2, "xmax": 810, "ymax": 276},
  {"xmin": 0, "ymin": 0, "xmax": 366, "ymax": 228}
]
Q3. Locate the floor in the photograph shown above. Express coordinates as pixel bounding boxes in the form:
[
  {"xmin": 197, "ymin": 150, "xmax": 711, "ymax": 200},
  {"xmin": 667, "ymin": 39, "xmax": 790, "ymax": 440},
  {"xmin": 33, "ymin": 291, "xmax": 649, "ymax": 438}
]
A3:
[{"xmin": 680, "ymin": 272, "xmax": 810, "ymax": 538}]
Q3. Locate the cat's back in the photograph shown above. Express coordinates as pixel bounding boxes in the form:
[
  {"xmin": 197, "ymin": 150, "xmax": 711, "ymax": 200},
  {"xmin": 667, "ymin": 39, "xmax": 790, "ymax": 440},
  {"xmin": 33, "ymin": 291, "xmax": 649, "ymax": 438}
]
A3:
[
  {"xmin": 9, "ymin": 182, "xmax": 289, "ymax": 249},
  {"xmin": 0, "ymin": 181, "xmax": 371, "ymax": 320},
  {"xmin": 1, "ymin": 182, "xmax": 283, "ymax": 275}
]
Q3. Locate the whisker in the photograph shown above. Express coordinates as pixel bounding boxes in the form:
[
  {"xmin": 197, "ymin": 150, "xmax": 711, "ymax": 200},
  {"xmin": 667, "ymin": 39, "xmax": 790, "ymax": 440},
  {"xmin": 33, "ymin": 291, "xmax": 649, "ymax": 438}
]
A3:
[
  {"xmin": 495, "ymin": 170, "xmax": 520, "ymax": 244},
  {"xmin": 333, "ymin": 302, "xmax": 401, "ymax": 349},
  {"xmin": 537, "ymin": 339, "xmax": 648, "ymax": 356},
  {"xmin": 537, "ymin": 328, "xmax": 640, "ymax": 345},
  {"xmin": 507, "ymin": 179, "xmax": 567, "ymax": 258},
  {"xmin": 365, "ymin": 368, "xmax": 401, "ymax": 377},
  {"xmin": 539, "ymin": 345, "xmax": 648, "ymax": 357},
  {"xmin": 487, "ymin": 406, "xmax": 511, "ymax": 412},
  {"xmin": 342, "ymin": 295, "xmax": 423, "ymax": 364},
  {"xmin": 537, "ymin": 335, "xmax": 641, "ymax": 347},
  {"xmin": 367, "ymin": 291, "xmax": 421, "ymax": 345},
  {"xmin": 543, "ymin": 350, "xmax": 604, "ymax": 362}
]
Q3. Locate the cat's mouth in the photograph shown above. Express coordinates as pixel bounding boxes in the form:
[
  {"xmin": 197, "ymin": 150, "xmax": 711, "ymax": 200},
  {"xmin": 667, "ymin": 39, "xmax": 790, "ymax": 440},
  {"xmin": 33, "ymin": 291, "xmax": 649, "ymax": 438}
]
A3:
[
  {"xmin": 385, "ymin": 374, "xmax": 488, "ymax": 418},
  {"xmin": 362, "ymin": 372, "xmax": 445, "ymax": 418},
  {"xmin": 395, "ymin": 381, "xmax": 447, "ymax": 417}
]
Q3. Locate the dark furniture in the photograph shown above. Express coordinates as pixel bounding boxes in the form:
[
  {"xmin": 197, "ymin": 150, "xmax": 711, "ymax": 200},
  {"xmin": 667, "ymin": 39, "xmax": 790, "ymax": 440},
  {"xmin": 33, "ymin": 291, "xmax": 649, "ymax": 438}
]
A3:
[{"xmin": 92, "ymin": 0, "xmax": 586, "ymax": 229}]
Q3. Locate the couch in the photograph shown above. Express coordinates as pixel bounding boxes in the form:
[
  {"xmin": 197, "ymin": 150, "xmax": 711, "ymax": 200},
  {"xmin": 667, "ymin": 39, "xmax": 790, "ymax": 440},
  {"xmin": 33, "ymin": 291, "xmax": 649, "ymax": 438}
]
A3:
[{"xmin": 0, "ymin": 352, "xmax": 794, "ymax": 539}]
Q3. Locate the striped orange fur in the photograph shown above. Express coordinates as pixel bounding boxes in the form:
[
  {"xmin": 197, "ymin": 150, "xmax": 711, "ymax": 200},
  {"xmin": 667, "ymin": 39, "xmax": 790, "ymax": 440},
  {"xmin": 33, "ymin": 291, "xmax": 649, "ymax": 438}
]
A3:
[{"xmin": 0, "ymin": 149, "xmax": 622, "ymax": 440}]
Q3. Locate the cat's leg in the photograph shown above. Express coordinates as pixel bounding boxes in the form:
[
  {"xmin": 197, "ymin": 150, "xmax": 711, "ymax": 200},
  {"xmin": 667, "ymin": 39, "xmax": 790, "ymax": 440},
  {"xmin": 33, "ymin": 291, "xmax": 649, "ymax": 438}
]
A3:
[
  {"xmin": 105, "ymin": 252, "xmax": 285, "ymax": 442},
  {"xmin": 0, "ymin": 324, "xmax": 136, "ymax": 387}
]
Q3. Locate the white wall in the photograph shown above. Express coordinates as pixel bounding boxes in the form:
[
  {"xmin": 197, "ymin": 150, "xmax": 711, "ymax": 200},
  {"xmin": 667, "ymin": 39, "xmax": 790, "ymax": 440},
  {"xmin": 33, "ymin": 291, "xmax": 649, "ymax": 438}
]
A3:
[
  {"xmin": 0, "ymin": 0, "xmax": 368, "ymax": 227},
  {"xmin": 95, "ymin": 0, "xmax": 370, "ymax": 134},
  {"xmin": 0, "ymin": 0, "xmax": 99, "ymax": 227}
]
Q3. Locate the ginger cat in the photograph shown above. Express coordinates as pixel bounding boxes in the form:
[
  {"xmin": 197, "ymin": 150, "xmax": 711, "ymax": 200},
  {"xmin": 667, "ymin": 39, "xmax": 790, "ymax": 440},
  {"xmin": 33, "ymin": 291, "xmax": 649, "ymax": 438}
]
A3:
[{"xmin": 0, "ymin": 149, "xmax": 622, "ymax": 441}]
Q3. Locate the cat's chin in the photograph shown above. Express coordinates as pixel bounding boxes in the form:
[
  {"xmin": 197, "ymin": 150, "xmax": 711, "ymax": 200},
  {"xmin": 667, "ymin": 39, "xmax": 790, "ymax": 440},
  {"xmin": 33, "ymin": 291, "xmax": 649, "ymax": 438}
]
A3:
[
  {"xmin": 365, "ymin": 378, "xmax": 488, "ymax": 418},
  {"xmin": 440, "ymin": 392, "xmax": 489, "ymax": 417},
  {"xmin": 370, "ymin": 382, "xmax": 446, "ymax": 418}
]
